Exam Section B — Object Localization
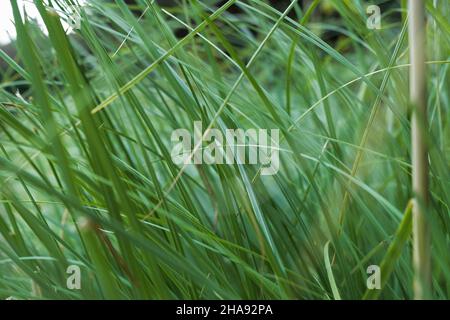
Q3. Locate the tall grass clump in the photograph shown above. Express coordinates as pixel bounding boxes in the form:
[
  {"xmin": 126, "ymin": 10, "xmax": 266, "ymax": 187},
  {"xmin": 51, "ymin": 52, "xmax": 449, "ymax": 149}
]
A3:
[{"xmin": 0, "ymin": 0, "xmax": 448, "ymax": 300}]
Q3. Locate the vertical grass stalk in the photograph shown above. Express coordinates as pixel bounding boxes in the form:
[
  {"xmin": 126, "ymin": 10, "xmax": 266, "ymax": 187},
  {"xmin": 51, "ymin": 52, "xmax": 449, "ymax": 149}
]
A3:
[{"xmin": 409, "ymin": 0, "xmax": 432, "ymax": 300}]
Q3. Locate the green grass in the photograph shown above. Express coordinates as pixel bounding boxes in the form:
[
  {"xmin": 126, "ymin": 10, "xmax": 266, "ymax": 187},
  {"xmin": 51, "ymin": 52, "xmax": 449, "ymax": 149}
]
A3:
[{"xmin": 0, "ymin": 0, "xmax": 448, "ymax": 299}]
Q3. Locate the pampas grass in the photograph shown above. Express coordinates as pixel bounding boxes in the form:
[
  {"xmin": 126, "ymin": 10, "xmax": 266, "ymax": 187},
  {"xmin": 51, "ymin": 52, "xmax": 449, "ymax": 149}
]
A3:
[{"xmin": 0, "ymin": 0, "xmax": 448, "ymax": 300}]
